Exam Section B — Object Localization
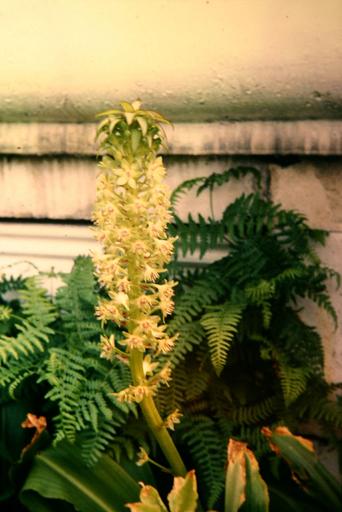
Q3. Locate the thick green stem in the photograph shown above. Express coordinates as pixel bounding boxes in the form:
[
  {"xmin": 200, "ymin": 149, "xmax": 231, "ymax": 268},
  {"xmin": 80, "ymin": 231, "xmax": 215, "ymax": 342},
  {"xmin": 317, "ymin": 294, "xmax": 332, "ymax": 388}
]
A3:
[{"xmin": 130, "ymin": 349, "xmax": 187, "ymax": 476}]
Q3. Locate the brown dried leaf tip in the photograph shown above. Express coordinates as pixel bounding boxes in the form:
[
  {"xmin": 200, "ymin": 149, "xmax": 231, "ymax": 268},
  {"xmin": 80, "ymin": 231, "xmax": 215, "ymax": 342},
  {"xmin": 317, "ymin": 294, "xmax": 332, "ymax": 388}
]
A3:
[{"xmin": 21, "ymin": 413, "xmax": 47, "ymax": 455}]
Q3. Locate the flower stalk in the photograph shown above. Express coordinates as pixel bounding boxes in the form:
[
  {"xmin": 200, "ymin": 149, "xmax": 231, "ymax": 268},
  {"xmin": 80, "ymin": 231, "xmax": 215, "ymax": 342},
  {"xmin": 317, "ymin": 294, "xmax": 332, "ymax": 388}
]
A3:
[{"xmin": 93, "ymin": 100, "xmax": 186, "ymax": 476}]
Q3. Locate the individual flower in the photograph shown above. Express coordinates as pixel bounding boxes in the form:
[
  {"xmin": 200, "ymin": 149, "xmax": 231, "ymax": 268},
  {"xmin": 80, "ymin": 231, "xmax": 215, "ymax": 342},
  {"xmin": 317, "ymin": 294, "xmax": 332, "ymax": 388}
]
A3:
[
  {"xmin": 115, "ymin": 161, "xmax": 138, "ymax": 188},
  {"xmin": 116, "ymin": 276, "xmax": 130, "ymax": 293},
  {"xmin": 142, "ymin": 355, "xmax": 159, "ymax": 376},
  {"xmin": 108, "ymin": 291, "xmax": 130, "ymax": 310},
  {"xmin": 157, "ymin": 335, "xmax": 178, "ymax": 354},
  {"xmin": 163, "ymin": 409, "xmax": 182, "ymax": 431},
  {"xmin": 95, "ymin": 299, "xmax": 125, "ymax": 325},
  {"xmin": 154, "ymin": 238, "xmax": 175, "ymax": 261},
  {"xmin": 99, "ymin": 334, "xmax": 116, "ymax": 360},
  {"xmin": 157, "ymin": 364, "xmax": 172, "ymax": 385},
  {"xmin": 136, "ymin": 446, "xmax": 149, "ymax": 466},
  {"xmin": 114, "ymin": 384, "xmax": 154, "ymax": 403},
  {"xmin": 135, "ymin": 293, "xmax": 155, "ymax": 313},
  {"xmin": 142, "ymin": 264, "xmax": 162, "ymax": 282},
  {"xmin": 121, "ymin": 332, "xmax": 146, "ymax": 352},
  {"xmin": 159, "ymin": 296, "xmax": 174, "ymax": 318}
]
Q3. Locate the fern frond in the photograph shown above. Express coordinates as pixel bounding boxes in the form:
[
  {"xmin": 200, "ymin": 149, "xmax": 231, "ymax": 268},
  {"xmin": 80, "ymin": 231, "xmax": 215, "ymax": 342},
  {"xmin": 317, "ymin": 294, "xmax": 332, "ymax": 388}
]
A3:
[
  {"xmin": 19, "ymin": 277, "xmax": 56, "ymax": 326},
  {"xmin": 278, "ymin": 365, "xmax": 311, "ymax": 406},
  {"xmin": 0, "ymin": 278, "xmax": 56, "ymax": 363},
  {"xmin": 55, "ymin": 255, "xmax": 101, "ymax": 345},
  {"xmin": 168, "ymin": 262, "xmax": 229, "ymax": 333},
  {"xmin": 166, "ymin": 321, "xmax": 205, "ymax": 368},
  {"xmin": 78, "ymin": 420, "xmax": 118, "ymax": 466},
  {"xmin": 231, "ymin": 396, "xmax": 279, "ymax": 425},
  {"xmin": 156, "ymin": 365, "xmax": 187, "ymax": 416},
  {"xmin": 244, "ymin": 280, "xmax": 275, "ymax": 303},
  {"xmin": 196, "ymin": 166, "xmax": 262, "ymax": 196},
  {"xmin": 169, "ymin": 214, "xmax": 226, "ymax": 258},
  {"xmin": 178, "ymin": 416, "xmax": 226, "ymax": 508},
  {"xmin": 201, "ymin": 302, "xmax": 244, "ymax": 375},
  {"xmin": 8, "ymin": 368, "xmax": 36, "ymax": 398},
  {"xmin": 170, "ymin": 176, "xmax": 206, "ymax": 207}
]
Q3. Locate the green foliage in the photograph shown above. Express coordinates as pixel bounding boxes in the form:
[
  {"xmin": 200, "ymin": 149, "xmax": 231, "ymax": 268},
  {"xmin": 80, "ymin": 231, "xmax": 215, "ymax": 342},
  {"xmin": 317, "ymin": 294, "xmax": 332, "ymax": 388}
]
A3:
[
  {"xmin": 159, "ymin": 165, "xmax": 341, "ymax": 508},
  {"xmin": 225, "ymin": 439, "xmax": 269, "ymax": 512},
  {"xmin": 177, "ymin": 416, "xmax": 226, "ymax": 508},
  {"xmin": 0, "ymin": 256, "xmax": 137, "ymax": 469},
  {"xmin": 263, "ymin": 428, "xmax": 342, "ymax": 511},
  {"xmin": 201, "ymin": 301, "xmax": 244, "ymax": 375},
  {"xmin": 20, "ymin": 441, "xmax": 140, "ymax": 512},
  {"xmin": 0, "ymin": 278, "xmax": 56, "ymax": 364}
]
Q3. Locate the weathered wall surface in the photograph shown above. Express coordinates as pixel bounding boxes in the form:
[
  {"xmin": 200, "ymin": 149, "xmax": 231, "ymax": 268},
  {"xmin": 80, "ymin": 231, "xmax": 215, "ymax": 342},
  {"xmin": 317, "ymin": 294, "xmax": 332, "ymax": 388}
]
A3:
[{"xmin": 0, "ymin": 0, "xmax": 342, "ymax": 121}]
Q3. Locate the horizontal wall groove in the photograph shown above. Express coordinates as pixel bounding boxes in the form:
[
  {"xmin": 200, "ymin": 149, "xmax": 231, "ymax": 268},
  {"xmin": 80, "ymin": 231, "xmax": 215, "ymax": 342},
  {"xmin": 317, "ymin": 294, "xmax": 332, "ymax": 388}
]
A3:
[{"xmin": 1, "ymin": 121, "xmax": 342, "ymax": 156}]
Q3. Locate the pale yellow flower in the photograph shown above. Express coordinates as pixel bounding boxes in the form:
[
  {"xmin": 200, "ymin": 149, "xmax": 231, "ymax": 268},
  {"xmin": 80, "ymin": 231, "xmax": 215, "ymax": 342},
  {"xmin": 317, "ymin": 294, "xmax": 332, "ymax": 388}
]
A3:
[
  {"xmin": 115, "ymin": 227, "xmax": 131, "ymax": 243},
  {"xmin": 143, "ymin": 264, "xmax": 161, "ymax": 282},
  {"xmin": 115, "ymin": 162, "xmax": 138, "ymax": 188},
  {"xmin": 93, "ymin": 102, "xmax": 178, "ymax": 407},
  {"xmin": 121, "ymin": 333, "xmax": 146, "ymax": 352},
  {"xmin": 158, "ymin": 365, "xmax": 172, "ymax": 385},
  {"xmin": 159, "ymin": 296, "xmax": 174, "ymax": 318},
  {"xmin": 136, "ymin": 446, "xmax": 149, "ymax": 466},
  {"xmin": 99, "ymin": 334, "xmax": 116, "ymax": 360},
  {"xmin": 95, "ymin": 300, "xmax": 125, "ymax": 325},
  {"xmin": 142, "ymin": 355, "xmax": 159, "ymax": 376},
  {"xmin": 163, "ymin": 409, "xmax": 182, "ymax": 431},
  {"xmin": 135, "ymin": 294, "xmax": 155, "ymax": 313},
  {"xmin": 114, "ymin": 384, "xmax": 154, "ymax": 403},
  {"xmin": 116, "ymin": 276, "xmax": 130, "ymax": 293},
  {"xmin": 157, "ymin": 335, "xmax": 178, "ymax": 354},
  {"xmin": 109, "ymin": 291, "xmax": 130, "ymax": 310}
]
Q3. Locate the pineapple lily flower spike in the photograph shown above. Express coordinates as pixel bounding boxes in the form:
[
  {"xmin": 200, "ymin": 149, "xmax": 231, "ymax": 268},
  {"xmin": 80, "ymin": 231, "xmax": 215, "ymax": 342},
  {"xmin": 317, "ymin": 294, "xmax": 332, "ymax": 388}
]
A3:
[{"xmin": 92, "ymin": 100, "xmax": 186, "ymax": 476}]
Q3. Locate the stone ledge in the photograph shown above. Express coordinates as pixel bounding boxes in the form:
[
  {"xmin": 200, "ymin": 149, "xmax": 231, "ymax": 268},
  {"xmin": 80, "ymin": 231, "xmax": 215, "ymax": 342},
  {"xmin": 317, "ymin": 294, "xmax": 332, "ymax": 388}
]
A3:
[{"xmin": 1, "ymin": 121, "xmax": 342, "ymax": 156}]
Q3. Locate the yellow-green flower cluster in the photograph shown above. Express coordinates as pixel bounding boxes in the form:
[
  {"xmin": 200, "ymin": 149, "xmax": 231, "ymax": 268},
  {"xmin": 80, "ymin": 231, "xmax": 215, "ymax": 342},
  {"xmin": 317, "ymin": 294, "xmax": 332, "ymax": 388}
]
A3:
[{"xmin": 93, "ymin": 100, "xmax": 177, "ymax": 399}]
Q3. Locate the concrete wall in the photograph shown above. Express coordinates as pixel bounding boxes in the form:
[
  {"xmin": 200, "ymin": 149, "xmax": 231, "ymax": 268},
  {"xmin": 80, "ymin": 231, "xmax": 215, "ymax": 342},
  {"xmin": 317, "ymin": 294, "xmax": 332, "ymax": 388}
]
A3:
[{"xmin": 0, "ymin": 0, "xmax": 342, "ymax": 122}]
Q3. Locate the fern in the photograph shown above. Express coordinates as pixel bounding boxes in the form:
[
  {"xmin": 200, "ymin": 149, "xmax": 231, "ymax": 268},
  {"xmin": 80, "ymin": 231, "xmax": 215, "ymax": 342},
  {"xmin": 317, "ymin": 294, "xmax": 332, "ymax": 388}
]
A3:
[
  {"xmin": 231, "ymin": 396, "xmax": 279, "ymax": 425},
  {"xmin": 168, "ymin": 260, "xmax": 230, "ymax": 333},
  {"xmin": 166, "ymin": 321, "xmax": 205, "ymax": 368},
  {"xmin": 170, "ymin": 176, "xmax": 206, "ymax": 207},
  {"xmin": 200, "ymin": 302, "xmax": 244, "ymax": 375},
  {"xmin": 0, "ymin": 257, "xmax": 137, "ymax": 465},
  {"xmin": 161, "ymin": 164, "xmax": 341, "ymax": 472},
  {"xmin": 55, "ymin": 256, "xmax": 102, "ymax": 344},
  {"xmin": 178, "ymin": 415, "xmax": 226, "ymax": 508},
  {"xmin": 196, "ymin": 166, "xmax": 262, "ymax": 195},
  {"xmin": 278, "ymin": 365, "xmax": 311, "ymax": 406},
  {"xmin": 0, "ymin": 277, "xmax": 56, "ymax": 364},
  {"xmin": 169, "ymin": 214, "xmax": 226, "ymax": 258},
  {"xmin": 170, "ymin": 166, "xmax": 262, "ymax": 211},
  {"xmin": 78, "ymin": 419, "xmax": 118, "ymax": 466}
]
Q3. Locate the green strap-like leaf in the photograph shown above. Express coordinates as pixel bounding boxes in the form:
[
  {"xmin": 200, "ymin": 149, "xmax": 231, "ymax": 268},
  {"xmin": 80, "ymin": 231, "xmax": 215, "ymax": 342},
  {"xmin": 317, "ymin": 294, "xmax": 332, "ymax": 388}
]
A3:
[
  {"xmin": 225, "ymin": 440, "xmax": 247, "ymax": 512},
  {"xmin": 244, "ymin": 450, "xmax": 269, "ymax": 512},
  {"xmin": 20, "ymin": 441, "xmax": 140, "ymax": 512},
  {"xmin": 263, "ymin": 427, "xmax": 342, "ymax": 512}
]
